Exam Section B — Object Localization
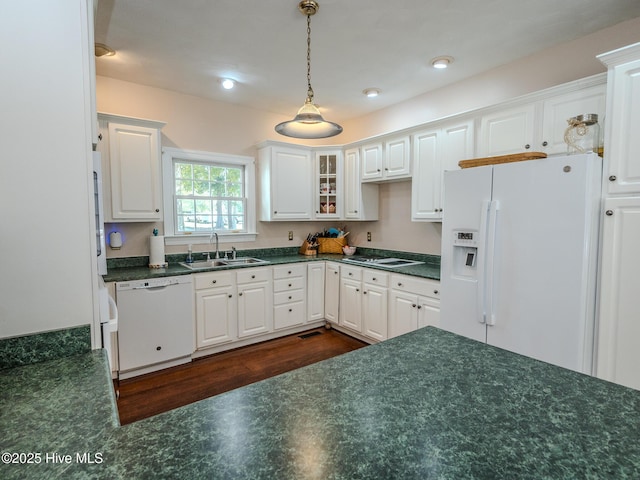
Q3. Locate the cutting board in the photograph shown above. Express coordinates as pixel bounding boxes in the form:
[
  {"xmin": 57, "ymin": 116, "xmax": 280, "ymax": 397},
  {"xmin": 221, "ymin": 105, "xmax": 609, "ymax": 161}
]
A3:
[{"xmin": 458, "ymin": 151, "xmax": 547, "ymax": 169}]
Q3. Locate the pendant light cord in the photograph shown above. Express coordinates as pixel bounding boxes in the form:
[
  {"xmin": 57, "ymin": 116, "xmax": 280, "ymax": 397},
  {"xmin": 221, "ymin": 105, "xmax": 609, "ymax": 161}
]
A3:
[{"xmin": 306, "ymin": 13, "xmax": 314, "ymax": 102}]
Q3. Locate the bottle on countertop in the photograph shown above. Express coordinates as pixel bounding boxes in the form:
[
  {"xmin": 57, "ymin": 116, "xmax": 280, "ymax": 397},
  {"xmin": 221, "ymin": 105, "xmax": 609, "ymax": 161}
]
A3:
[{"xmin": 186, "ymin": 244, "xmax": 194, "ymax": 264}]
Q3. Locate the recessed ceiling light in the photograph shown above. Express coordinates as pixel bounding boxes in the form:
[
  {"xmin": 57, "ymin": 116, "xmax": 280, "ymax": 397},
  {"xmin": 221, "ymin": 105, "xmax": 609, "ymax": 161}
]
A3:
[
  {"xmin": 95, "ymin": 43, "xmax": 115, "ymax": 57},
  {"xmin": 431, "ymin": 56, "xmax": 454, "ymax": 69},
  {"xmin": 221, "ymin": 78, "xmax": 235, "ymax": 90},
  {"xmin": 363, "ymin": 88, "xmax": 380, "ymax": 98}
]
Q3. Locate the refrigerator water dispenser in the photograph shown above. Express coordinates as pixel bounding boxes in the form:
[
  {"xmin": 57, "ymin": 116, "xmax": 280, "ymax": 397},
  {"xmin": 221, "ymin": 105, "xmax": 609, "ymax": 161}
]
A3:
[{"xmin": 452, "ymin": 230, "xmax": 478, "ymax": 278}]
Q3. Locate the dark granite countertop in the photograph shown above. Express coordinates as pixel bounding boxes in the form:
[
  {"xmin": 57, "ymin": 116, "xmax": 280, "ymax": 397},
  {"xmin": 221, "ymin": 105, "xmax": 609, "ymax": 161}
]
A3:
[
  {"xmin": 102, "ymin": 248, "xmax": 441, "ymax": 283},
  {"xmin": 3, "ymin": 327, "xmax": 640, "ymax": 479}
]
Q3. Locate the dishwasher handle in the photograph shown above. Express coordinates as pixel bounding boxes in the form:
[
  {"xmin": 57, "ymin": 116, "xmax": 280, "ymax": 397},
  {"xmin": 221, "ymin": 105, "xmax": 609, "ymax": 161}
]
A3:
[{"xmin": 132, "ymin": 278, "xmax": 181, "ymax": 290}]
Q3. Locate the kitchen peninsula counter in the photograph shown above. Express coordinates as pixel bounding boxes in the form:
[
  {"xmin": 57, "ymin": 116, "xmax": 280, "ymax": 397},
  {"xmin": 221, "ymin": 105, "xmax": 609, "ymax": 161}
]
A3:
[{"xmin": 3, "ymin": 327, "xmax": 640, "ymax": 479}]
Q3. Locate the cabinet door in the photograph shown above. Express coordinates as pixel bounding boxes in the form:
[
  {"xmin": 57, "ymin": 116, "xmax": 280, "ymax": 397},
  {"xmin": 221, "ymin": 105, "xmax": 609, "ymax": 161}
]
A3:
[
  {"xmin": 315, "ymin": 152, "xmax": 341, "ymax": 218},
  {"xmin": 325, "ymin": 262, "xmax": 340, "ymax": 323},
  {"xmin": 340, "ymin": 278, "xmax": 362, "ymax": 332},
  {"xmin": 603, "ymin": 58, "xmax": 640, "ymax": 195},
  {"xmin": 411, "ymin": 129, "xmax": 441, "ymax": 220},
  {"xmin": 238, "ymin": 281, "xmax": 272, "ymax": 337},
  {"xmin": 344, "ymin": 148, "xmax": 379, "ymax": 220},
  {"xmin": 596, "ymin": 197, "xmax": 640, "ymax": 390},
  {"xmin": 541, "ymin": 85, "xmax": 606, "ymax": 155},
  {"xmin": 418, "ymin": 296, "xmax": 440, "ymax": 329},
  {"xmin": 388, "ymin": 290, "xmax": 418, "ymax": 338},
  {"xmin": 269, "ymin": 147, "xmax": 313, "ymax": 220},
  {"xmin": 362, "ymin": 284, "xmax": 387, "ymax": 341},
  {"xmin": 307, "ymin": 263, "xmax": 325, "ymax": 322},
  {"xmin": 384, "ymin": 137, "xmax": 411, "ymax": 179},
  {"xmin": 361, "ymin": 143, "xmax": 383, "ymax": 181},
  {"xmin": 107, "ymin": 122, "xmax": 162, "ymax": 221},
  {"xmin": 478, "ymin": 104, "xmax": 536, "ymax": 157},
  {"xmin": 196, "ymin": 286, "xmax": 237, "ymax": 349}
]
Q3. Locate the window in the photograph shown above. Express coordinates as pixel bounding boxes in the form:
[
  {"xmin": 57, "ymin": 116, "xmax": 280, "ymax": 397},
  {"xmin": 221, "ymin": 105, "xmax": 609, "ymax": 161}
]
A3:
[{"xmin": 162, "ymin": 147, "xmax": 256, "ymax": 244}]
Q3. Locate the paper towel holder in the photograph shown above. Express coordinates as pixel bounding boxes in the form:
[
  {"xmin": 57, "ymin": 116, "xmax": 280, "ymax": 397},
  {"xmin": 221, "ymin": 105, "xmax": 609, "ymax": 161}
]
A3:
[{"xmin": 109, "ymin": 231, "xmax": 123, "ymax": 249}]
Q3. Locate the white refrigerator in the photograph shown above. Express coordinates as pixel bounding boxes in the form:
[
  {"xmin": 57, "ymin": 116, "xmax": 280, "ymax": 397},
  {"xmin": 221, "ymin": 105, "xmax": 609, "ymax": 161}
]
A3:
[{"xmin": 440, "ymin": 153, "xmax": 602, "ymax": 374}]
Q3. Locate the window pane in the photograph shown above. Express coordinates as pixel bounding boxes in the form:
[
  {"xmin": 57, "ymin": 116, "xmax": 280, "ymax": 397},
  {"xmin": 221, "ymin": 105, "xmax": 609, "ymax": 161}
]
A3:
[
  {"xmin": 193, "ymin": 164, "xmax": 209, "ymax": 181},
  {"xmin": 176, "ymin": 180, "xmax": 193, "ymax": 195},
  {"xmin": 175, "ymin": 163, "xmax": 192, "ymax": 180},
  {"xmin": 194, "ymin": 181, "xmax": 209, "ymax": 196}
]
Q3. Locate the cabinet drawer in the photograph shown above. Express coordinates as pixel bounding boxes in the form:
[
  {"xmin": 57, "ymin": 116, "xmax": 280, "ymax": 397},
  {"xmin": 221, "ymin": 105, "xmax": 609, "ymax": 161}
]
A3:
[
  {"xmin": 363, "ymin": 269, "xmax": 389, "ymax": 287},
  {"xmin": 237, "ymin": 267, "xmax": 270, "ymax": 284},
  {"xmin": 274, "ymin": 276, "xmax": 305, "ymax": 292},
  {"xmin": 274, "ymin": 301, "xmax": 305, "ymax": 330},
  {"xmin": 274, "ymin": 289, "xmax": 305, "ymax": 306},
  {"xmin": 194, "ymin": 271, "xmax": 234, "ymax": 290},
  {"xmin": 390, "ymin": 274, "xmax": 440, "ymax": 299},
  {"xmin": 273, "ymin": 264, "xmax": 306, "ymax": 279},
  {"xmin": 341, "ymin": 265, "xmax": 362, "ymax": 281}
]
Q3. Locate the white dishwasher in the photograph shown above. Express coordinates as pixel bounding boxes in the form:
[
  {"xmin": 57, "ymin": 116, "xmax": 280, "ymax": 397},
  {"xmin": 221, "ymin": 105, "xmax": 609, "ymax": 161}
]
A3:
[{"xmin": 116, "ymin": 275, "xmax": 194, "ymax": 379}]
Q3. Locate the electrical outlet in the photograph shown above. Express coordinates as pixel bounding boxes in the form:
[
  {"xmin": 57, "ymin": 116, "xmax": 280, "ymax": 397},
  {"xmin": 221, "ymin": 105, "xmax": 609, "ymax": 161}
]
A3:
[
  {"xmin": 367, "ymin": 232, "xmax": 371, "ymax": 242},
  {"xmin": 288, "ymin": 231, "xmax": 294, "ymax": 241}
]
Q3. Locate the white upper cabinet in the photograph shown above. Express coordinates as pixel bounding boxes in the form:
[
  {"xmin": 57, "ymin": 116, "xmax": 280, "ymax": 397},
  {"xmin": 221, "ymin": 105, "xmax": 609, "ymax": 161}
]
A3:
[
  {"xmin": 361, "ymin": 137, "xmax": 411, "ymax": 182},
  {"xmin": 478, "ymin": 104, "xmax": 537, "ymax": 157},
  {"xmin": 258, "ymin": 143, "xmax": 313, "ymax": 221},
  {"xmin": 314, "ymin": 151, "xmax": 342, "ymax": 219},
  {"xmin": 97, "ymin": 113, "xmax": 165, "ymax": 222},
  {"xmin": 478, "ymin": 81, "xmax": 606, "ymax": 157},
  {"xmin": 598, "ymin": 44, "xmax": 640, "ymax": 195},
  {"xmin": 344, "ymin": 148, "xmax": 379, "ymax": 221},
  {"xmin": 360, "ymin": 143, "xmax": 383, "ymax": 181},
  {"xmin": 541, "ymin": 85, "xmax": 606, "ymax": 155},
  {"xmin": 411, "ymin": 119, "xmax": 474, "ymax": 221}
]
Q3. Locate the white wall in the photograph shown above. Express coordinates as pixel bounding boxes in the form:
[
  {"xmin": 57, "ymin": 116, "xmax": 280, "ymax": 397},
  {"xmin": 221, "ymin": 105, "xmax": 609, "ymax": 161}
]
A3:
[
  {"xmin": 96, "ymin": 17, "xmax": 640, "ymax": 260},
  {"xmin": 0, "ymin": 0, "xmax": 95, "ymax": 338}
]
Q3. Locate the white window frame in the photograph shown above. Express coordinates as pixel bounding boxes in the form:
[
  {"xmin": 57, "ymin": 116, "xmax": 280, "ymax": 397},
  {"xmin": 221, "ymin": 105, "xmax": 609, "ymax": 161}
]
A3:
[{"xmin": 162, "ymin": 147, "xmax": 257, "ymax": 246}]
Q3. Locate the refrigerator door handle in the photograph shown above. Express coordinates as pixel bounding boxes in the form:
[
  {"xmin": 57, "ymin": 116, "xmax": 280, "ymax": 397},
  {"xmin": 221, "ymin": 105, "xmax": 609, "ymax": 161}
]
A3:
[
  {"xmin": 476, "ymin": 200, "xmax": 491, "ymax": 325},
  {"xmin": 485, "ymin": 200, "xmax": 500, "ymax": 326}
]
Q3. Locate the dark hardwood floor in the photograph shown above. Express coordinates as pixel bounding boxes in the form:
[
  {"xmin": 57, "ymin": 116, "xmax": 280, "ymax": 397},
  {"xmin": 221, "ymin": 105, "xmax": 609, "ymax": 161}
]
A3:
[{"xmin": 114, "ymin": 327, "xmax": 368, "ymax": 425}]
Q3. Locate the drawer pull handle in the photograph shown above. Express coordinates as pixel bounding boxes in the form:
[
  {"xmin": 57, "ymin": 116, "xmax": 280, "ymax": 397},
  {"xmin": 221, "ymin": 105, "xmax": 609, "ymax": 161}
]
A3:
[
  {"xmin": 434, "ymin": 290, "xmax": 439, "ymax": 294},
  {"xmin": 289, "ymin": 308, "xmax": 292, "ymax": 312},
  {"xmin": 239, "ymin": 292, "xmax": 243, "ymax": 296},
  {"xmin": 288, "ymin": 296, "xmax": 292, "ymax": 300},
  {"xmin": 251, "ymin": 275, "xmax": 255, "ymax": 279},
  {"xmin": 228, "ymin": 294, "xmax": 232, "ymax": 298},
  {"xmin": 156, "ymin": 346, "xmax": 162, "ymax": 351},
  {"xmin": 397, "ymin": 283, "xmax": 403, "ymax": 287},
  {"xmin": 212, "ymin": 280, "xmax": 217, "ymax": 284}
]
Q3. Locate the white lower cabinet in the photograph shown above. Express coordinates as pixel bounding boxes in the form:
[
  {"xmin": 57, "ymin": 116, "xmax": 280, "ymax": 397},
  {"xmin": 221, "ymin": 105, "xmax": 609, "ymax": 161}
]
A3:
[
  {"xmin": 273, "ymin": 264, "xmax": 306, "ymax": 330},
  {"xmin": 388, "ymin": 274, "xmax": 440, "ymax": 338},
  {"xmin": 307, "ymin": 262, "xmax": 325, "ymax": 322},
  {"xmin": 324, "ymin": 262, "xmax": 340, "ymax": 324},
  {"xmin": 189, "ymin": 261, "xmax": 440, "ymax": 354},
  {"xmin": 362, "ymin": 270, "xmax": 388, "ymax": 342},
  {"xmin": 237, "ymin": 267, "xmax": 272, "ymax": 337},
  {"xmin": 596, "ymin": 197, "xmax": 640, "ymax": 390},
  {"xmin": 195, "ymin": 271, "xmax": 237, "ymax": 349},
  {"xmin": 340, "ymin": 266, "xmax": 363, "ymax": 333}
]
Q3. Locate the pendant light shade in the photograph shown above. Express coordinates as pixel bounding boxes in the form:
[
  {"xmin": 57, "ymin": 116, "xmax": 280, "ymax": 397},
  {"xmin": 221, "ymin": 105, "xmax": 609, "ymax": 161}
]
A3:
[{"xmin": 275, "ymin": 1, "xmax": 342, "ymax": 139}]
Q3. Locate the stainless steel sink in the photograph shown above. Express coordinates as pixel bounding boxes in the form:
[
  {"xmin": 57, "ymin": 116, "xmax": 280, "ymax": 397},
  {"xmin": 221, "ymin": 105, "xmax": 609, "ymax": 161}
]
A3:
[
  {"xmin": 179, "ymin": 259, "xmax": 228, "ymax": 270},
  {"xmin": 221, "ymin": 257, "xmax": 269, "ymax": 265},
  {"xmin": 179, "ymin": 257, "xmax": 269, "ymax": 270}
]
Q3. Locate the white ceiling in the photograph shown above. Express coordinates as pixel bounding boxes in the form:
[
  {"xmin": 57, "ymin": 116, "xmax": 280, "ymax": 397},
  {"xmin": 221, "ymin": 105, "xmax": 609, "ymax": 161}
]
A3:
[{"xmin": 95, "ymin": 0, "xmax": 640, "ymax": 123}]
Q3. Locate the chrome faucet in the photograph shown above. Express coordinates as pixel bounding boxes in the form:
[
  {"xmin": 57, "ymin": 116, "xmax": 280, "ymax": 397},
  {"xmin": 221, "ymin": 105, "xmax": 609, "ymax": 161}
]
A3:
[{"xmin": 210, "ymin": 232, "xmax": 219, "ymax": 259}]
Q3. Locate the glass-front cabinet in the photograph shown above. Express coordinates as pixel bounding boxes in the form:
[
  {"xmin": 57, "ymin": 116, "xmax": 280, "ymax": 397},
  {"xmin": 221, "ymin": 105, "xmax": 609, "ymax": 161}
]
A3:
[{"xmin": 315, "ymin": 151, "xmax": 342, "ymax": 219}]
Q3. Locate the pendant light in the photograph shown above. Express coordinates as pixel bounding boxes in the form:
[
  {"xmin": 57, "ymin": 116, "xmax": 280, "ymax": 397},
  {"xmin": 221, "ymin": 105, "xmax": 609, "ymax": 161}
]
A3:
[{"xmin": 275, "ymin": 0, "xmax": 343, "ymax": 139}]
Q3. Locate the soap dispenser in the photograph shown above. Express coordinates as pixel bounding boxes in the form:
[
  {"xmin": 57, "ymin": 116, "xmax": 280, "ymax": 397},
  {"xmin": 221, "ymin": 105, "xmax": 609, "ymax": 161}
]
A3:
[{"xmin": 186, "ymin": 244, "xmax": 194, "ymax": 264}]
